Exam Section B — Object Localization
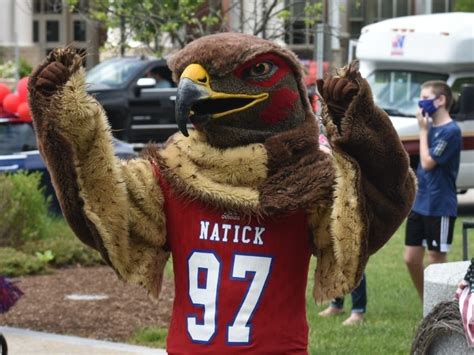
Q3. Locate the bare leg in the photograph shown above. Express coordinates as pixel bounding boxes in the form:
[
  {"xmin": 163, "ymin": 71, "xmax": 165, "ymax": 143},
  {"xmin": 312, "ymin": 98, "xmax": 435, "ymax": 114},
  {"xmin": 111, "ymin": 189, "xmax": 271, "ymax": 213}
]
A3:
[
  {"xmin": 428, "ymin": 250, "xmax": 447, "ymax": 264},
  {"xmin": 342, "ymin": 312, "xmax": 364, "ymax": 325},
  {"xmin": 319, "ymin": 298, "xmax": 344, "ymax": 317},
  {"xmin": 404, "ymin": 246, "xmax": 425, "ymax": 300}
]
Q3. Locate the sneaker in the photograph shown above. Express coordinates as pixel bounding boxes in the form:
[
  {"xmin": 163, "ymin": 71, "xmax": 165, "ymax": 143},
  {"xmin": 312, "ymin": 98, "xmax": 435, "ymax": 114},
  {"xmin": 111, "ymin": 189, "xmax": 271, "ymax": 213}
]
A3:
[
  {"xmin": 342, "ymin": 312, "xmax": 364, "ymax": 325},
  {"xmin": 318, "ymin": 306, "xmax": 344, "ymax": 317}
]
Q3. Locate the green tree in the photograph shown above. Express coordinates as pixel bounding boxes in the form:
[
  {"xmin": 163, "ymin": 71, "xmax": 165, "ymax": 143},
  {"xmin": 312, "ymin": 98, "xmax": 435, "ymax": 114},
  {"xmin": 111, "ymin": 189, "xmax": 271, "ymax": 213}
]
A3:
[
  {"xmin": 454, "ymin": 0, "xmax": 474, "ymax": 12},
  {"xmin": 67, "ymin": 0, "xmax": 223, "ymax": 52},
  {"xmin": 67, "ymin": 0, "xmax": 327, "ymax": 53}
]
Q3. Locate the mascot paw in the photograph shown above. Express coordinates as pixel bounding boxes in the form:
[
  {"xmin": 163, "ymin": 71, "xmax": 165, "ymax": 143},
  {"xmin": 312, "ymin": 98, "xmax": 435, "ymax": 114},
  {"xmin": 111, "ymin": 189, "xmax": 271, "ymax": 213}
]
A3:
[
  {"xmin": 31, "ymin": 47, "xmax": 84, "ymax": 97},
  {"xmin": 317, "ymin": 61, "xmax": 360, "ymax": 127},
  {"xmin": 35, "ymin": 62, "xmax": 70, "ymax": 97}
]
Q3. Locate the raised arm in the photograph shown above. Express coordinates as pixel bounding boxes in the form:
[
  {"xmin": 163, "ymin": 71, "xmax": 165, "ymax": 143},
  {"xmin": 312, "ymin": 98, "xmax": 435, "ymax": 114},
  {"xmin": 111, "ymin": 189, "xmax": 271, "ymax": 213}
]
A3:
[
  {"xmin": 28, "ymin": 48, "xmax": 169, "ymax": 297},
  {"xmin": 311, "ymin": 62, "xmax": 416, "ymax": 301}
]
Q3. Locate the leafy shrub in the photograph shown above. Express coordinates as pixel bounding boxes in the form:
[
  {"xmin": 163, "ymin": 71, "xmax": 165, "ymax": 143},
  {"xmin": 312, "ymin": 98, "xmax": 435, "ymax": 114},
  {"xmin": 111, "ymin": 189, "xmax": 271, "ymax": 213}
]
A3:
[
  {"xmin": 35, "ymin": 250, "xmax": 55, "ymax": 263},
  {"xmin": 0, "ymin": 172, "xmax": 51, "ymax": 248},
  {"xmin": 19, "ymin": 58, "xmax": 32, "ymax": 78},
  {"xmin": 0, "ymin": 58, "xmax": 32, "ymax": 79},
  {"xmin": 21, "ymin": 217, "xmax": 104, "ymax": 267},
  {"xmin": 23, "ymin": 235, "xmax": 104, "ymax": 267},
  {"xmin": 0, "ymin": 247, "xmax": 49, "ymax": 277},
  {"xmin": 130, "ymin": 327, "xmax": 168, "ymax": 348}
]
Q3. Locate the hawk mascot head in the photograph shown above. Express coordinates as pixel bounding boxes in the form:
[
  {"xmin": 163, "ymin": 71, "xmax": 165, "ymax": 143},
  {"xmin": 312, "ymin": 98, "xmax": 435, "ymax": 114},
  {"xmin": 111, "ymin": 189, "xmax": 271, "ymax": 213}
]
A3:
[{"xmin": 169, "ymin": 32, "xmax": 316, "ymax": 148}]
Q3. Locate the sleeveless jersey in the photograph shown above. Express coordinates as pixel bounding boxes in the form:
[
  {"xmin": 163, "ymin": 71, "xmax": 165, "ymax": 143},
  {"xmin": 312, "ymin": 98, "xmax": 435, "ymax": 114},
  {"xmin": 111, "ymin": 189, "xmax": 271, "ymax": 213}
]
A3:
[{"xmin": 158, "ymin": 170, "xmax": 312, "ymax": 354}]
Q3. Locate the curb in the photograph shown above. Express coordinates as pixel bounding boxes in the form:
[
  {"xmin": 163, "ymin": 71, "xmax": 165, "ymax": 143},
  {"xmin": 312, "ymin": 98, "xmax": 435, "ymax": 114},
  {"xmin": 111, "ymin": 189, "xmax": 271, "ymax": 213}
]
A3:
[{"xmin": 0, "ymin": 326, "xmax": 167, "ymax": 354}]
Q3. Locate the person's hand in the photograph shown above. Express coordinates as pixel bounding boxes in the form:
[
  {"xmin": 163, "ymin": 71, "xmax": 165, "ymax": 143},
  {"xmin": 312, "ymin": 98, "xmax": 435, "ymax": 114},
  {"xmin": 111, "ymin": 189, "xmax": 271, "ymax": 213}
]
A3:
[
  {"xmin": 318, "ymin": 133, "xmax": 332, "ymax": 155},
  {"xmin": 320, "ymin": 144, "xmax": 332, "ymax": 155},
  {"xmin": 416, "ymin": 108, "xmax": 430, "ymax": 132}
]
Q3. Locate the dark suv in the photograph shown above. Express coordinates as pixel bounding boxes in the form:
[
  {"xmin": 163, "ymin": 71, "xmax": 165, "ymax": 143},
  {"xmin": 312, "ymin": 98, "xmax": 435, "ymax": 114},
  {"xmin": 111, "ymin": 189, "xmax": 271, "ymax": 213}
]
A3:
[{"xmin": 86, "ymin": 57, "xmax": 178, "ymax": 145}]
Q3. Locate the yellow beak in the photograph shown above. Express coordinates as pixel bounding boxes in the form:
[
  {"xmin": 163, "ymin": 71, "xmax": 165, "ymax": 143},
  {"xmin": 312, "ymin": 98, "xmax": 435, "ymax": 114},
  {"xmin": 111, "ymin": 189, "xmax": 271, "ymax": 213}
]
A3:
[{"xmin": 175, "ymin": 63, "xmax": 268, "ymax": 136}]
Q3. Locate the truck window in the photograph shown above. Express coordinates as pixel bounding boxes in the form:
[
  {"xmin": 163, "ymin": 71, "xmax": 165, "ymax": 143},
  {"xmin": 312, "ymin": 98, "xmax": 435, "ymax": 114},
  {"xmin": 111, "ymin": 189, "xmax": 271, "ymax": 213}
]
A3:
[
  {"xmin": 144, "ymin": 65, "xmax": 175, "ymax": 88},
  {"xmin": 0, "ymin": 123, "xmax": 37, "ymax": 155},
  {"xmin": 367, "ymin": 70, "xmax": 448, "ymax": 117},
  {"xmin": 452, "ymin": 77, "xmax": 474, "ymax": 98},
  {"xmin": 86, "ymin": 59, "xmax": 144, "ymax": 88}
]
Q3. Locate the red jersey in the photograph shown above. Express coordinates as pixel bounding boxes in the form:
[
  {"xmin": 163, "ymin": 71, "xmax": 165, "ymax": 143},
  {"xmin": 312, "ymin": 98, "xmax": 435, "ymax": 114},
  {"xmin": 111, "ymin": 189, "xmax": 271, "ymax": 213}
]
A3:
[{"xmin": 160, "ymin": 176, "xmax": 312, "ymax": 354}]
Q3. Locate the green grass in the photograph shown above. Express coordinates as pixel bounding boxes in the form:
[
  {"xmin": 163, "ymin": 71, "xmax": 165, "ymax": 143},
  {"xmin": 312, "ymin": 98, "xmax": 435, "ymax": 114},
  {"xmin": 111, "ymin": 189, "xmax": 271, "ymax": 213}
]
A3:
[
  {"xmin": 129, "ymin": 327, "xmax": 168, "ymax": 348},
  {"xmin": 307, "ymin": 216, "xmax": 468, "ymax": 355},
  {"xmin": 130, "ymin": 216, "xmax": 472, "ymax": 354}
]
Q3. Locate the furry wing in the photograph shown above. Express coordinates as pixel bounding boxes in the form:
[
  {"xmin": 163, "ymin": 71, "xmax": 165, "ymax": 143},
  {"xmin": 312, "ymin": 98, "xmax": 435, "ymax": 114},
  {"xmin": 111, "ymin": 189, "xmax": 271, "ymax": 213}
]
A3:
[
  {"xmin": 312, "ymin": 66, "xmax": 416, "ymax": 302},
  {"xmin": 29, "ymin": 50, "xmax": 169, "ymax": 297}
]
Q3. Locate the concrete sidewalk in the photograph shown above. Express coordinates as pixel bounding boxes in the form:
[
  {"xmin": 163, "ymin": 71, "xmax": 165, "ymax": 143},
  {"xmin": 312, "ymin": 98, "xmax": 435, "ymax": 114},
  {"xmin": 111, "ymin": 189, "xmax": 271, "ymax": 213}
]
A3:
[{"xmin": 0, "ymin": 326, "xmax": 167, "ymax": 354}]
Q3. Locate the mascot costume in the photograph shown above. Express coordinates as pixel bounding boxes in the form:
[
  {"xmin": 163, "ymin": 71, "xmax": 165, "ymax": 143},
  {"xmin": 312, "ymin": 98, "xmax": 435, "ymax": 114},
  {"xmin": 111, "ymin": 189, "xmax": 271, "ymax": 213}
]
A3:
[{"xmin": 28, "ymin": 33, "xmax": 416, "ymax": 354}]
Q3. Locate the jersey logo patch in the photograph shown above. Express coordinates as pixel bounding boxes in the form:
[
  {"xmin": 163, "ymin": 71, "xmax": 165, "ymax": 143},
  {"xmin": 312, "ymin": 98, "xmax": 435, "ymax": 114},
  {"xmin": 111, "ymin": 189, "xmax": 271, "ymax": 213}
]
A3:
[
  {"xmin": 221, "ymin": 212, "xmax": 241, "ymax": 221},
  {"xmin": 433, "ymin": 139, "xmax": 447, "ymax": 156}
]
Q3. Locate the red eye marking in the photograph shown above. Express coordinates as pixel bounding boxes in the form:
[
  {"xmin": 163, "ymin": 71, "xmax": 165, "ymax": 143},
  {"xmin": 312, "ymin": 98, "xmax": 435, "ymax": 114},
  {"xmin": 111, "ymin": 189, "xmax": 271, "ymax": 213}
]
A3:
[
  {"xmin": 234, "ymin": 53, "xmax": 292, "ymax": 87},
  {"xmin": 260, "ymin": 87, "xmax": 299, "ymax": 124}
]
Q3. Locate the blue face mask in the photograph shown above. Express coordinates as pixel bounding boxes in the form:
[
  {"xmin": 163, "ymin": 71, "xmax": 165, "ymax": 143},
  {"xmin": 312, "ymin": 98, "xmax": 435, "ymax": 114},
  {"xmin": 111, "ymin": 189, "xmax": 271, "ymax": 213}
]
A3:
[{"xmin": 418, "ymin": 97, "xmax": 438, "ymax": 116}]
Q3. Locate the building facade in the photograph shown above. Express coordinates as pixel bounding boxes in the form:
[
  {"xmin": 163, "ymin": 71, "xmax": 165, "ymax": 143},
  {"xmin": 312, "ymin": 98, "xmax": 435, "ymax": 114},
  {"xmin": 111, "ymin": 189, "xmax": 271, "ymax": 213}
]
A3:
[
  {"xmin": 32, "ymin": 0, "xmax": 103, "ymax": 68},
  {"xmin": 0, "ymin": 0, "xmax": 103, "ymax": 71},
  {"xmin": 223, "ymin": 0, "xmax": 465, "ymax": 68},
  {"xmin": 0, "ymin": 0, "xmax": 39, "ymax": 69}
]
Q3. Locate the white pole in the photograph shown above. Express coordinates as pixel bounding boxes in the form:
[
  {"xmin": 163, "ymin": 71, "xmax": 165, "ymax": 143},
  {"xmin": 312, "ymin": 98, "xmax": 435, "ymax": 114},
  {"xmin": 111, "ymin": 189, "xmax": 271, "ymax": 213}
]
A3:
[
  {"xmin": 317, "ymin": 23, "xmax": 324, "ymax": 80},
  {"xmin": 11, "ymin": 0, "xmax": 20, "ymax": 81},
  {"xmin": 348, "ymin": 39, "xmax": 358, "ymax": 63}
]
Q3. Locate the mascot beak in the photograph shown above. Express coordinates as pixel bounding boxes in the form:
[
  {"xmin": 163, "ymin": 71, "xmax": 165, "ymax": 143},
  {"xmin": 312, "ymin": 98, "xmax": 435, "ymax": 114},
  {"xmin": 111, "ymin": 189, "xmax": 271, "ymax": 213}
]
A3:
[{"xmin": 175, "ymin": 63, "xmax": 268, "ymax": 137}]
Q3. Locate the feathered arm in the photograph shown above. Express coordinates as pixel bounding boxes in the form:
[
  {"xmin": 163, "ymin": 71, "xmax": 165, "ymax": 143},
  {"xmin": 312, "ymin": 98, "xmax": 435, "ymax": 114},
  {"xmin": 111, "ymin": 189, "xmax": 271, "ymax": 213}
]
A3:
[
  {"xmin": 311, "ymin": 62, "xmax": 416, "ymax": 301},
  {"xmin": 28, "ymin": 48, "xmax": 169, "ymax": 297}
]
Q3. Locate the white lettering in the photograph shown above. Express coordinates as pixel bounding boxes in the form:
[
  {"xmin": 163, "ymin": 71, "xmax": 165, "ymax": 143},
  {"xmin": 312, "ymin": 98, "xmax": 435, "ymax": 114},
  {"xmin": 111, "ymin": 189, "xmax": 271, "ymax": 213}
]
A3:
[
  {"xmin": 241, "ymin": 226, "xmax": 252, "ymax": 244},
  {"xmin": 210, "ymin": 223, "xmax": 220, "ymax": 241},
  {"xmin": 233, "ymin": 225, "xmax": 240, "ymax": 243},
  {"xmin": 253, "ymin": 227, "xmax": 265, "ymax": 245},
  {"xmin": 222, "ymin": 224, "xmax": 231, "ymax": 242},
  {"xmin": 199, "ymin": 221, "xmax": 210, "ymax": 240},
  {"xmin": 197, "ymin": 221, "xmax": 266, "ymax": 247}
]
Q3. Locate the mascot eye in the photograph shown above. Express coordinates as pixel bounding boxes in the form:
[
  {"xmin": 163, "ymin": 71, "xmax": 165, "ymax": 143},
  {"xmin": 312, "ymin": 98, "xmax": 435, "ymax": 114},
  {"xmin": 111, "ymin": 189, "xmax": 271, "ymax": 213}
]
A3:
[{"xmin": 247, "ymin": 62, "xmax": 276, "ymax": 79}]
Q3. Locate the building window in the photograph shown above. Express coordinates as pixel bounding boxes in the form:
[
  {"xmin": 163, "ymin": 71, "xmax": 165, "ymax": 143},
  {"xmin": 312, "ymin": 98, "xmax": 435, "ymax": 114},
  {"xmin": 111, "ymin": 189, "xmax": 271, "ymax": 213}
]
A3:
[
  {"xmin": 33, "ymin": 20, "xmax": 39, "ymax": 42},
  {"xmin": 74, "ymin": 20, "xmax": 87, "ymax": 41},
  {"xmin": 33, "ymin": 0, "xmax": 42, "ymax": 13},
  {"xmin": 432, "ymin": 0, "xmax": 453, "ymax": 12},
  {"xmin": 284, "ymin": 0, "xmax": 321, "ymax": 46},
  {"xmin": 46, "ymin": 20, "xmax": 60, "ymax": 42},
  {"xmin": 396, "ymin": 0, "xmax": 410, "ymax": 16},
  {"xmin": 72, "ymin": 0, "xmax": 89, "ymax": 13},
  {"xmin": 350, "ymin": 0, "xmax": 364, "ymax": 18},
  {"xmin": 349, "ymin": 0, "xmax": 364, "ymax": 38},
  {"xmin": 349, "ymin": 0, "xmax": 414, "ymax": 38},
  {"xmin": 381, "ymin": 0, "xmax": 394, "ymax": 18},
  {"xmin": 44, "ymin": 0, "xmax": 63, "ymax": 14}
]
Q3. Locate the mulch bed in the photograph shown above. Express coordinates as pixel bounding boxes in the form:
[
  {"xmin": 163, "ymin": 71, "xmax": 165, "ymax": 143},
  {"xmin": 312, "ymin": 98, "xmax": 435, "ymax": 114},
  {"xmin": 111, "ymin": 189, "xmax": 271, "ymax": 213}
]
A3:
[{"xmin": 0, "ymin": 266, "xmax": 174, "ymax": 342}]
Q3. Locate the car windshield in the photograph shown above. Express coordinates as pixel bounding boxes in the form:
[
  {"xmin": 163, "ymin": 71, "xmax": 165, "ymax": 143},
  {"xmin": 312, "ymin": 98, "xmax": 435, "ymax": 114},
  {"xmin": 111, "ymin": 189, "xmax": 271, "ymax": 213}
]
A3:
[
  {"xmin": 367, "ymin": 70, "xmax": 449, "ymax": 117},
  {"xmin": 0, "ymin": 121, "xmax": 37, "ymax": 154},
  {"xmin": 86, "ymin": 59, "xmax": 144, "ymax": 88}
]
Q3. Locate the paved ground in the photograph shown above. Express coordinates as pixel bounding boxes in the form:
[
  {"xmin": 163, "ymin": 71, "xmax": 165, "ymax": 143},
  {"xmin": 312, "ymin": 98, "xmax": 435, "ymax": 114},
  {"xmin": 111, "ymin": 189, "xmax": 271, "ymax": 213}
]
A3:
[{"xmin": 0, "ymin": 326, "xmax": 167, "ymax": 355}]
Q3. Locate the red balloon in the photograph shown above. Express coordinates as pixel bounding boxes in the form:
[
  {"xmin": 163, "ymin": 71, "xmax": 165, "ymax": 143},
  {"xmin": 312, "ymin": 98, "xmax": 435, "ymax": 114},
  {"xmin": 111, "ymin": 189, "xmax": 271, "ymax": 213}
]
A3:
[
  {"xmin": 0, "ymin": 83, "xmax": 11, "ymax": 104},
  {"xmin": 3, "ymin": 93, "xmax": 20, "ymax": 114},
  {"xmin": 17, "ymin": 77, "xmax": 29, "ymax": 102},
  {"xmin": 17, "ymin": 102, "xmax": 32, "ymax": 122}
]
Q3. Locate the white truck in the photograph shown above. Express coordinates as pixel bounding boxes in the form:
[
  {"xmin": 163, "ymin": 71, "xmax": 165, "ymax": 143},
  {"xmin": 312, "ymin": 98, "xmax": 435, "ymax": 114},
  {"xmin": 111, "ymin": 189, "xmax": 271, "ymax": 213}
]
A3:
[{"xmin": 355, "ymin": 12, "xmax": 474, "ymax": 192}]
